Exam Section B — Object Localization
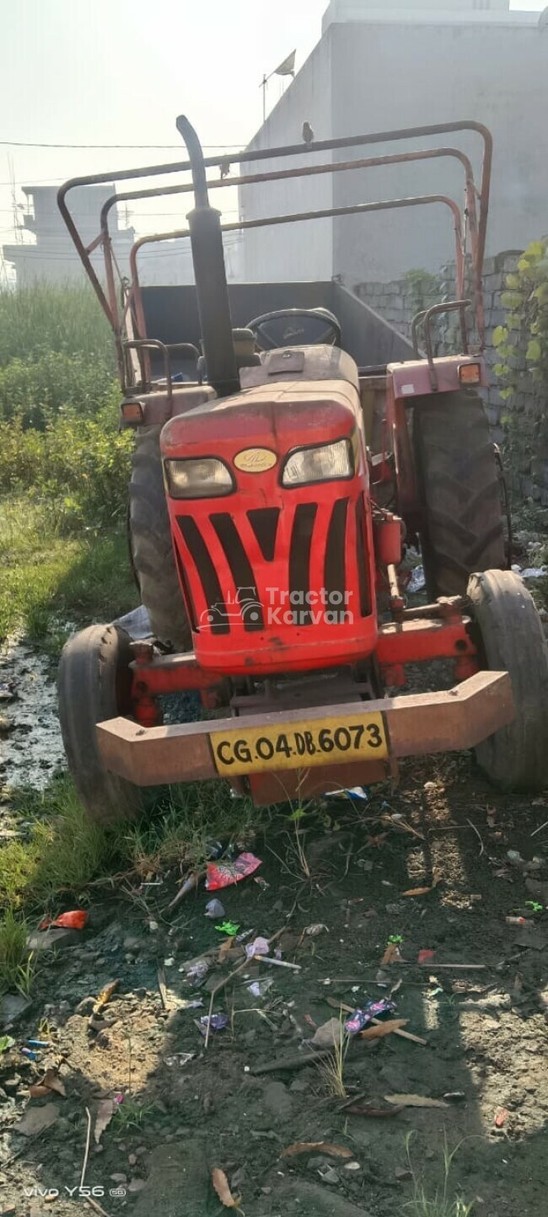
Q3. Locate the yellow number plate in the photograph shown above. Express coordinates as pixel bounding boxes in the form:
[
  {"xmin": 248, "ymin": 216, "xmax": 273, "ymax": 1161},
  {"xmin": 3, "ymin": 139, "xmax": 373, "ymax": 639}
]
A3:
[{"xmin": 211, "ymin": 712, "xmax": 388, "ymax": 776}]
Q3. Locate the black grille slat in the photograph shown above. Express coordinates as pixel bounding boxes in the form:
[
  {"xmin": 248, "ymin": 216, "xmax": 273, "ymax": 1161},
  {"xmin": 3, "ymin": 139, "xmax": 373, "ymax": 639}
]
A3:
[
  {"xmin": 177, "ymin": 516, "xmax": 229, "ymax": 635},
  {"xmin": 211, "ymin": 513, "xmax": 264, "ymax": 631},
  {"xmin": 247, "ymin": 507, "xmax": 280, "ymax": 562},
  {"xmin": 174, "ymin": 549, "xmax": 197, "ymax": 631},
  {"xmin": 324, "ymin": 498, "xmax": 348, "ymax": 611},
  {"xmin": 355, "ymin": 498, "xmax": 371, "ymax": 617},
  {"xmin": 289, "ymin": 502, "xmax": 318, "ymax": 627}
]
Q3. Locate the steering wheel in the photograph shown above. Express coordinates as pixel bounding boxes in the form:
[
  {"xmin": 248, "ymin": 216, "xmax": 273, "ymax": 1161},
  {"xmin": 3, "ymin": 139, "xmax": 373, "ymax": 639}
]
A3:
[{"xmin": 246, "ymin": 307, "xmax": 342, "ymax": 352}]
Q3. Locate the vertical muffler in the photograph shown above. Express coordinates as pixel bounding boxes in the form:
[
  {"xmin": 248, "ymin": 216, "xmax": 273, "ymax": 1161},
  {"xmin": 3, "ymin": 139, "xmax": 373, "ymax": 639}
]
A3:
[{"xmin": 176, "ymin": 115, "xmax": 239, "ymax": 398}]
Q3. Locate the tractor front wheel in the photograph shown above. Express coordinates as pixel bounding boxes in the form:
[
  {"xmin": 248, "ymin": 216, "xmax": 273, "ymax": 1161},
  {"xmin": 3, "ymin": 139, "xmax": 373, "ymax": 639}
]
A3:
[
  {"xmin": 129, "ymin": 427, "xmax": 190, "ymax": 652},
  {"xmin": 58, "ymin": 624, "xmax": 143, "ymax": 825},
  {"xmin": 469, "ymin": 570, "xmax": 548, "ymax": 791}
]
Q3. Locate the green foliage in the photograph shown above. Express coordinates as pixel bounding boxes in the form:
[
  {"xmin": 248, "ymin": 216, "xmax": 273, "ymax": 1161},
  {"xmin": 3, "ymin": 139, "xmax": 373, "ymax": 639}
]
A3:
[
  {"xmin": 494, "ymin": 239, "xmax": 548, "ymax": 489},
  {"xmin": 0, "ymin": 283, "xmax": 112, "ymax": 365},
  {"xmin": 0, "ymin": 283, "xmax": 126, "ymax": 529},
  {"xmin": 0, "ymin": 350, "xmax": 116, "ymax": 428},
  {"xmin": 0, "ymin": 909, "xmax": 29, "ymax": 995},
  {"xmin": 0, "ymin": 496, "xmax": 136, "ymax": 642},
  {"xmin": 404, "ymin": 268, "xmax": 439, "ymax": 314},
  {"xmin": 0, "ymin": 400, "xmax": 132, "ymax": 527}
]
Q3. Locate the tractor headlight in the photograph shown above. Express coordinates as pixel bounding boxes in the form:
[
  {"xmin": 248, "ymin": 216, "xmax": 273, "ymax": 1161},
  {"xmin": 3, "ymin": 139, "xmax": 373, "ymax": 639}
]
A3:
[
  {"xmin": 164, "ymin": 457, "xmax": 234, "ymax": 498},
  {"xmin": 282, "ymin": 439, "xmax": 354, "ymax": 487}
]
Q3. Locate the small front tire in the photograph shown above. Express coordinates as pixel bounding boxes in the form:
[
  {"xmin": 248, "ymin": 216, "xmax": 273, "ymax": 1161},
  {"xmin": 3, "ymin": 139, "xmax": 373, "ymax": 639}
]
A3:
[{"xmin": 58, "ymin": 624, "xmax": 143, "ymax": 825}]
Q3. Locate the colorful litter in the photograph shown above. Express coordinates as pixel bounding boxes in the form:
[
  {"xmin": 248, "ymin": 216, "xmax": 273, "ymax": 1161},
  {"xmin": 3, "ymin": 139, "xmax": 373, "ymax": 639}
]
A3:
[
  {"xmin": 345, "ymin": 998, "xmax": 397, "ymax": 1035},
  {"xmin": 206, "ymin": 852, "xmax": 262, "ymax": 891}
]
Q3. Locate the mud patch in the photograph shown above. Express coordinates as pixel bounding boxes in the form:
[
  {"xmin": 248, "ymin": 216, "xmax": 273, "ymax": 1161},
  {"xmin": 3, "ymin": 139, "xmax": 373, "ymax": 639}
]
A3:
[{"xmin": 0, "ymin": 634, "xmax": 64, "ymax": 790}]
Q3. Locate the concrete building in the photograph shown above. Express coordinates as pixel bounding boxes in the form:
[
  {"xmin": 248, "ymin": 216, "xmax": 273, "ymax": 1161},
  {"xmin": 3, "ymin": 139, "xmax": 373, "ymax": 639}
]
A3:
[
  {"xmin": 3, "ymin": 184, "xmax": 136, "ymax": 287},
  {"xmin": 240, "ymin": 0, "xmax": 548, "ymax": 284}
]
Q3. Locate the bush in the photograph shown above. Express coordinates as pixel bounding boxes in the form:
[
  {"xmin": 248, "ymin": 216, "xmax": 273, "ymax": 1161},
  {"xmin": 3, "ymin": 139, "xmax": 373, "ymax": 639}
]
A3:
[
  {"xmin": 0, "ymin": 402, "xmax": 132, "ymax": 528},
  {"xmin": 0, "ymin": 350, "xmax": 116, "ymax": 428},
  {"xmin": 0, "ymin": 283, "xmax": 113, "ymax": 365},
  {"xmin": 493, "ymin": 238, "xmax": 548, "ymax": 480},
  {"xmin": 0, "ymin": 283, "xmax": 129, "ymax": 527}
]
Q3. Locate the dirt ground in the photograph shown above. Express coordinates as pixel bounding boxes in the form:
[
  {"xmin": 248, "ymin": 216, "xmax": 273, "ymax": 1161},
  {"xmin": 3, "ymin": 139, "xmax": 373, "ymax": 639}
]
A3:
[{"xmin": 1, "ymin": 753, "xmax": 547, "ymax": 1217}]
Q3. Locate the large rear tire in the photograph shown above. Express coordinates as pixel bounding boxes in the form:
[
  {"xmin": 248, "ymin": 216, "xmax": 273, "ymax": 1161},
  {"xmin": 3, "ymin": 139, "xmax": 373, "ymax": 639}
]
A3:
[
  {"xmin": 468, "ymin": 570, "xmax": 548, "ymax": 791},
  {"xmin": 129, "ymin": 427, "xmax": 190, "ymax": 651},
  {"xmin": 413, "ymin": 390, "xmax": 506, "ymax": 597},
  {"xmin": 58, "ymin": 624, "xmax": 143, "ymax": 825}
]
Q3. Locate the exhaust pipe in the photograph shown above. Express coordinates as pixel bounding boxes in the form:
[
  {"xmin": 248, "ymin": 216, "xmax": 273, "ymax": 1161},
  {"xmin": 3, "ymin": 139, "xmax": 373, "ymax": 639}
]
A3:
[{"xmin": 176, "ymin": 115, "xmax": 239, "ymax": 398}]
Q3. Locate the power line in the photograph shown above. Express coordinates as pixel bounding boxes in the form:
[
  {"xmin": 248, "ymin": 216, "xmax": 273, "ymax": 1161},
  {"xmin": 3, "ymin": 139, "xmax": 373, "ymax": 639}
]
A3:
[{"xmin": 0, "ymin": 139, "xmax": 246, "ymax": 150}]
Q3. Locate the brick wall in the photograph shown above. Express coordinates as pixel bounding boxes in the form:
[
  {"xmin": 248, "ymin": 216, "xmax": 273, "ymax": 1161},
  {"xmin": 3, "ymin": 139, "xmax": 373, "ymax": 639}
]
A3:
[{"xmin": 353, "ymin": 252, "xmax": 548, "ymax": 504}]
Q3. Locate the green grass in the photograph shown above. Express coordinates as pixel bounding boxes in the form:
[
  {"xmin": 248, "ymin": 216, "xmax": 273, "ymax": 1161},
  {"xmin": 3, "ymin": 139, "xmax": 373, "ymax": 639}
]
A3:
[
  {"xmin": 0, "ymin": 774, "xmax": 257, "ymax": 993},
  {"xmin": 0, "ymin": 282, "xmax": 260, "ymax": 1000},
  {"xmin": 0, "ymin": 283, "xmax": 113, "ymax": 367},
  {"xmin": 0, "ymin": 909, "xmax": 29, "ymax": 994},
  {"xmin": 125, "ymin": 781, "xmax": 257, "ymax": 877},
  {"xmin": 0, "ymin": 497, "xmax": 136, "ymax": 644},
  {"xmin": 403, "ymin": 1134, "xmax": 475, "ymax": 1217}
]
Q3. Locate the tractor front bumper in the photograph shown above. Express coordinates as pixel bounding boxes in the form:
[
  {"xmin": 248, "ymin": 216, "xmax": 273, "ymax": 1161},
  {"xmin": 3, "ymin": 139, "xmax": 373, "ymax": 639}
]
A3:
[{"xmin": 96, "ymin": 670, "xmax": 514, "ymax": 789}]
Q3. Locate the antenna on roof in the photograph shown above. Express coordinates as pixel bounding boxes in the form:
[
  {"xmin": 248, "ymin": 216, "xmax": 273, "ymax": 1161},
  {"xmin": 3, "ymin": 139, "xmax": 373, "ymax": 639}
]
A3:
[{"xmin": 260, "ymin": 50, "xmax": 296, "ymax": 123}]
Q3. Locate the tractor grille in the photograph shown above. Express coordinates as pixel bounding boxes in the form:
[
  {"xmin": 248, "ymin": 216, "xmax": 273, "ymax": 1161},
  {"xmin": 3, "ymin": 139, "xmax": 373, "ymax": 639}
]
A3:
[{"xmin": 176, "ymin": 496, "xmax": 369, "ymax": 633}]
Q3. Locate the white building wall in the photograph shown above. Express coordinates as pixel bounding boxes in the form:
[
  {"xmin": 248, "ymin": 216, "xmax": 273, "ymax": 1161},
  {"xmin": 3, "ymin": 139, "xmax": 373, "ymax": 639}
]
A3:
[
  {"xmin": 240, "ymin": 35, "xmax": 334, "ymax": 282},
  {"xmin": 240, "ymin": 4, "xmax": 548, "ymax": 286},
  {"xmin": 330, "ymin": 19, "xmax": 548, "ymax": 282}
]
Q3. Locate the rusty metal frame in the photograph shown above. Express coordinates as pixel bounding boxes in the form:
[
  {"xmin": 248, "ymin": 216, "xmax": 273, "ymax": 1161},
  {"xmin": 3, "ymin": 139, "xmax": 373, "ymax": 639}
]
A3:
[
  {"xmin": 98, "ymin": 145, "xmax": 480, "ymax": 354},
  {"xmin": 58, "ymin": 120, "xmax": 492, "ymax": 382},
  {"xmin": 124, "ymin": 193, "xmax": 464, "ymax": 389}
]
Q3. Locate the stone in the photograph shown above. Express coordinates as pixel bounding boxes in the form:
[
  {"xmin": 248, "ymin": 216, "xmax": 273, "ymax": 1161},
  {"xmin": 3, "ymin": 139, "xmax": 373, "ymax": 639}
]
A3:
[
  {"xmin": 0, "ymin": 994, "xmax": 31, "ymax": 1028},
  {"xmin": 27, "ymin": 927, "xmax": 81, "ymax": 952},
  {"xmin": 128, "ymin": 1179, "xmax": 146, "ymax": 1193},
  {"xmin": 263, "ymin": 1080, "xmax": 292, "ymax": 1119},
  {"xmin": 123, "ymin": 936, "xmax": 142, "ymax": 952},
  {"xmin": 319, "ymin": 1166, "xmax": 340, "ymax": 1185},
  {"xmin": 16, "ymin": 1102, "xmax": 59, "ymax": 1136},
  {"xmin": 395, "ymin": 1166, "xmax": 413, "ymax": 1181},
  {"xmin": 3, "ymin": 1076, "xmax": 21, "ymax": 1094},
  {"xmin": 289, "ymin": 1078, "xmax": 310, "ymax": 1093},
  {"xmin": 74, "ymin": 996, "xmax": 95, "ymax": 1016}
]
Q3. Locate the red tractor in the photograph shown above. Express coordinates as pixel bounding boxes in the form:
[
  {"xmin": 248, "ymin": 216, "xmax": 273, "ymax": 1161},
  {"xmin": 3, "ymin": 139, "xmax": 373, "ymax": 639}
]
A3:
[{"xmin": 57, "ymin": 116, "xmax": 548, "ymax": 823}]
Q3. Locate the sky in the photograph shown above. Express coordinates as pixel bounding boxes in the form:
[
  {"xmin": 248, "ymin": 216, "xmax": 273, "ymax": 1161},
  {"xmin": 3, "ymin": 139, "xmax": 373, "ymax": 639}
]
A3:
[
  {"xmin": 0, "ymin": 0, "xmax": 326, "ymax": 258},
  {"xmin": 0, "ymin": 0, "xmax": 545, "ymax": 260}
]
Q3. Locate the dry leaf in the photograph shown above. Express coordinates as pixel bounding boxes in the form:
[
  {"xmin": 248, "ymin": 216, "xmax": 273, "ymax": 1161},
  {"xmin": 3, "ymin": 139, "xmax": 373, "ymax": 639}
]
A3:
[
  {"xmin": 381, "ymin": 943, "xmax": 402, "ymax": 965},
  {"xmin": 494, "ymin": 1106, "xmax": 509, "ymax": 1128},
  {"xmin": 211, "ymin": 1166, "xmax": 241, "ymax": 1208},
  {"xmin": 281, "ymin": 1141, "xmax": 353, "ymax": 1160},
  {"xmin": 360, "ymin": 1019, "xmax": 408, "ymax": 1041},
  {"xmin": 29, "ymin": 1083, "xmax": 51, "ymax": 1098},
  {"xmin": 29, "ymin": 1069, "xmax": 66, "ymax": 1099},
  {"xmin": 94, "ymin": 1097, "xmax": 116, "ymax": 1144},
  {"xmin": 384, "ymin": 1093, "xmax": 449, "ymax": 1109},
  {"xmin": 401, "ymin": 885, "xmax": 435, "ymax": 897},
  {"xmin": 94, "ymin": 979, "xmax": 119, "ymax": 1013},
  {"xmin": 218, "ymin": 937, "xmax": 237, "ymax": 964}
]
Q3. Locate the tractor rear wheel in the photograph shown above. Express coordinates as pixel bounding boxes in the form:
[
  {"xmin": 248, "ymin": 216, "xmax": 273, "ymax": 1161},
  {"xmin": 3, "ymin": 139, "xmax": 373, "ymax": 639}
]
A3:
[
  {"xmin": 58, "ymin": 624, "xmax": 143, "ymax": 825},
  {"xmin": 468, "ymin": 570, "xmax": 548, "ymax": 791},
  {"xmin": 129, "ymin": 427, "xmax": 190, "ymax": 651},
  {"xmin": 413, "ymin": 390, "xmax": 506, "ymax": 597}
]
